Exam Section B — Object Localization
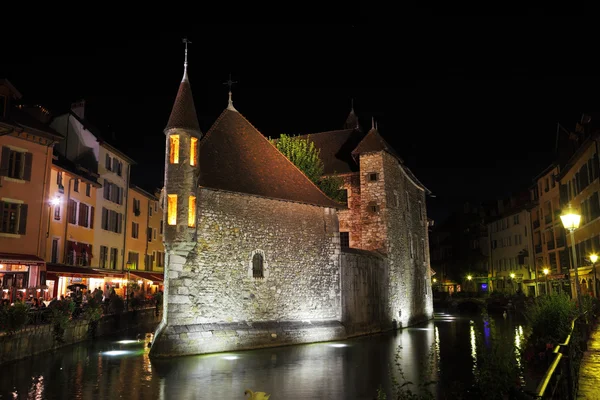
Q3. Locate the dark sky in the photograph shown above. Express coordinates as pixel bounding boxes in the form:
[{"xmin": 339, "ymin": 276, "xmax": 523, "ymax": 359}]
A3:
[{"xmin": 1, "ymin": 24, "xmax": 597, "ymax": 223}]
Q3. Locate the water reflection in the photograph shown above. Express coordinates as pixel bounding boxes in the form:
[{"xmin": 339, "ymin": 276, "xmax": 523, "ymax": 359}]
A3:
[{"xmin": 0, "ymin": 313, "xmax": 532, "ymax": 399}]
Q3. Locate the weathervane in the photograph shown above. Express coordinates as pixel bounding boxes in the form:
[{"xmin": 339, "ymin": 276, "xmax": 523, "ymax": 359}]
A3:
[
  {"xmin": 182, "ymin": 38, "xmax": 191, "ymax": 74},
  {"xmin": 223, "ymin": 73, "xmax": 238, "ymax": 111}
]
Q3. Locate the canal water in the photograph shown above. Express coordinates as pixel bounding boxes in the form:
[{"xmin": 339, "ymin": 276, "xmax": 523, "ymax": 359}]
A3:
[{"xmin": 0, "ymin": 311, "xmax": 534, "ymax": 399}]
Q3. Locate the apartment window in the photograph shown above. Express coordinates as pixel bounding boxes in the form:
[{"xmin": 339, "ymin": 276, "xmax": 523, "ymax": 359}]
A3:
[
  {"xmin": 368, "ymin": 172, "xmax": 379, "ymax": 182},
  {"xmin": 99, "ymin": 246, "xmax": 108, "ymax": 268},
  {"xmin": 167, "ymin": 194, "xmax": 177, "ymax": 225},
  {"xmin": 73, "ymin": 179, "xmax": 79, "ymax": 192},
  {"xmin": 51, "ymin": 238, "xmax": 59, "ymax": 263},
  {"xmin": 132, "ymin": 222, "xmax": 139, "ymax": 239},
  {"xmin": 128, "ymin": 252, "xmax": 139, "ymax": 270},
  {"xmin": 154, "ymin": 201, "xmax": 158, "ymax": 213},
  {"xmin": 105, "ymin": 154, "xmax": 111, "ymax": 171},
  {"xmin": 54, "ymin": 203, "xmax": 61, "ymax": 220},
  {"xmin": 68, "ymin": 199, "xmax": 78, "ymax": 225},
  {"xmin": 78, "ymin": 203, "xmax": 93, "ymax": 228},
  {"xmin": 109, "ymin": 247, "xmax": 118, "ymax": 269},
  {"xmin": 57, "ymin": 171, "xmax": 63, "ymax": 186},
  {"xmin": 149, "ymin": 206, "xmax": 153, "ymax": 217},
  {"xmin": 144, "ymin": 254, "xmax": 152, "ymax": 271},
  {"xmin": 169, "ymin": 135, "xmax": 180, "ymax": 164},
  {"xmin": 368, "ymin": 201, "xmax": 380, "ymax": 213},
  {"xmin": 133, "ymin": 198, "xmax": 141, "ymax": 216},
  {"xmin": 188, "ymin": 196, "xmax": 196, "ymax": 227},
  {"xmin": 101, "ymin": 207, "xmax": 123, "ymax": 234},
  {"xmin": 252, "ymin": 253, "xmax": 264, "ymax": 278},
  {"xmin": 514, "ymin": 215, "xmax": 520, "ymax": 225},
  {"xmin": 103, "ymin": 180, "xmax": 124, "ymax": 205},
  {"xmin": 1, "ymin": 147, "xmax": 32, "ymax": 181},
  {"xmin": 147, "ymin": 227, "xmax": 152, "ymax": 242},
  {"xmin": 340, "ymin": 232, "xmax": 350, "ymax": 248},
  {"xmin": 156, "ymin": 251, "xmax": 165, "ymax": 268},
  {"xmin": 86, "ymin": 183, "xmax": 91, "ymax": 197},
  {"xmin": 153, "ymin": 228, "xmax": 157, "ymax": 240},
  {"xmin": 160, "ymin": 220, "xmax": 163, "ymax": 235},
  {"xmin": 190, "ymin": 137, "xmax": 198, "ymax": 166},
  {"xmin": 0, "ymin": 202, "xmax": 28, "ymax": 235}
]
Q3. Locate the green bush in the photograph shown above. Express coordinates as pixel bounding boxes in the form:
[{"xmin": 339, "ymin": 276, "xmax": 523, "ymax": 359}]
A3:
[
  {"xmin": 84, "ymin": 296, "xmax": 103, "ymax": 339},
  {"xmin": 524, "ymin": 293, "xmax": 575, "ymax": 348},
  {"xmin": 49, "ymin": 299, "xmax": 75, "ymax": 343},
  {"xmin": 0, "ymin": 302, "xmax": 29, "ymax": 334}
]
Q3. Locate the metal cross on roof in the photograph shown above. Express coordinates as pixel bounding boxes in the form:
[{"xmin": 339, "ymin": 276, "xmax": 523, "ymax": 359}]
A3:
[{"xmin": 223, "ymin": 73, "xmax": 237, "ymax": 91}]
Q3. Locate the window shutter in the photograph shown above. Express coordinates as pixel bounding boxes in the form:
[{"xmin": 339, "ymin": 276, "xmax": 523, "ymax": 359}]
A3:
[
  {"xmin": 90, "ymin": 206, "xmax": 95, "ymax": 228},
  {"xmin": 105, "ymin": 154, "xmax": 110, "ymax": 169},
  {"xmin": 0, "ymin": 147, "xmax": 9, "ymax": 176},
  {"xmin": 23, "ymin": 152, "xmax": 32, "ymax": 181},
  {"xmin": 78, "ymin": 202, "xmax": 85, "ymax": 226},
  {"xmin": 18, "ymin": 204, "xmax": 28, "ymax": 235},
  {"xmin": 120, "ymin": 188, "xmax": 124, "ymax": 205},
  {"xmin": 118, "ymin": 213, "xmax": 123, "ymax": 234},
  {"xmin": 103, "ymin": 180, "xmax": 109, "ymax": 200}
]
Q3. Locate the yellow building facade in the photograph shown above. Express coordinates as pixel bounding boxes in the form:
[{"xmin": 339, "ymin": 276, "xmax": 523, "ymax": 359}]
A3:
[{"xmin": 557, "ymin": 135, "xmax": 600, "ymax": 298}]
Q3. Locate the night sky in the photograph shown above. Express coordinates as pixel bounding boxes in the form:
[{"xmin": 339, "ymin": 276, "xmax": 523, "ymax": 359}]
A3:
[{"xmin": 1, "ymin": 24, "xmax": 597, "ymax": 223}]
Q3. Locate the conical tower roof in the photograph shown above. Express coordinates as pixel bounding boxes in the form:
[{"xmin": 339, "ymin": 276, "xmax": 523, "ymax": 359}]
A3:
[
  {"xmin": 352, "ymin": 119, "xmax": 402, "ymax": 162},
  {"xmin": 344, "ymin": 99, "xmax": 361, "ymax": 130},
  {"xmin": 164, "ymin": 40, "xmax": 201, "ymax": 135}
]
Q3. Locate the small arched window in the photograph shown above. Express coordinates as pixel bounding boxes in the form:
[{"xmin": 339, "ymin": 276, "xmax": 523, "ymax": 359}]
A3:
[{"xmin": 252, "ymin": 253, "xmax": 264, "ymax": 278}]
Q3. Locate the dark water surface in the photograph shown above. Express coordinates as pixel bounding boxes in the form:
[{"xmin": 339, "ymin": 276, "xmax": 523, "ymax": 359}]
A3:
[{"xmin": 0, "ymin": 311, "xmax": 531, "ymax": 399}]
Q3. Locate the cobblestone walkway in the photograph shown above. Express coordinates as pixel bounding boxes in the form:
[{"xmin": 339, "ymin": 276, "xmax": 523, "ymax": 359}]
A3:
[{"xmin": 577, "ymin": 323, "xmax": 600, "ymax": 399}]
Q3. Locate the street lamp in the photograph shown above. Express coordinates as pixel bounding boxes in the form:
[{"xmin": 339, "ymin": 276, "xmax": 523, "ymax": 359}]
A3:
[
  {"xmin": 510, "ymin": 273, "xmax": 516, "ymax": 294},
  {"xmin": 543, "ymin": 268, "xmax": 549, "ymax": 295},
  {"xmin": 560, "ymin": 204, "xmax": 582, "ymax": 311},
  {"xmin": 591, "ymin": 253, "xmax": 598, "ymax": 299},
  {"xmin": 467, "ymin": 275, "xmax": 472, "ymax": 293}
]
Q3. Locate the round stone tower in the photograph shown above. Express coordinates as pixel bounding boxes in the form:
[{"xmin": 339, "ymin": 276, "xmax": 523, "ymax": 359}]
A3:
[{"xmin": 163, "ymin": 39, "xmax": 202, "ymax": 248}]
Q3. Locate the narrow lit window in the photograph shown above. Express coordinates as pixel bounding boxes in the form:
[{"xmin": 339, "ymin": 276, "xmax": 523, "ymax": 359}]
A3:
[
  {"xmin": 169, "ymin": 135, "xmax": 180, "ymax": 164},
  {"xmin": 253, "ymin": 253, "xmax": 264, "ymax": 278},
  {"xmin": 167, "ymin": 194, "xmax": 177, "ymax": 225},
  {"xmin": 188, "ymin": 196, "xmax": 196, "ymax": 227},
  {"xmin": 190, "ymin": 137, "xmax": 198, "ymax": 166}
]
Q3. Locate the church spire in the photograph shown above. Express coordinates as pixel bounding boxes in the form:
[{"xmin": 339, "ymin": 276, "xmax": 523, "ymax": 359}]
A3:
[
  {"xmin": 164, "ymin": 38, "xmax": 201, "ymax": 134},
  {"xmin": 343, "ymin": 98, "xmax": 361, "ymax": 131},
  {"xmin": 223, "ymin": 73, "xmax": 238, "ymax": 112}
]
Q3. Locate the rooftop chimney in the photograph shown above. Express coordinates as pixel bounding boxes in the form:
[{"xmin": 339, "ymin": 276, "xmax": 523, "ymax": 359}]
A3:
[{"xmin": 71, "ymin": 99, "xmax": 85, "ymax": 119}]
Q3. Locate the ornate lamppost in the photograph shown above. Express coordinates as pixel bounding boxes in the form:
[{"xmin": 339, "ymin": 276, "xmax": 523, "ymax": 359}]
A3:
[{"xmin": 560, "ymin": 204, "xmax": 582, "ymax": 312}]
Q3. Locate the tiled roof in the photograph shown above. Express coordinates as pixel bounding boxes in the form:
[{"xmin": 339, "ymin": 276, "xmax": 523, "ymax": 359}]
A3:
[
  {"xmin": 165, "ymin": 76, "xmax": 201, "ymax": 134},
  {"xmin": 198, "ymin": 109, "xmax": 341, "ymax": 209},
  {"xmin": 351, "ymin": 127, "xmax": 403, "ymax": 162},
  {"xmin": 1, "ymin": 107, "xmax": 63, "ymax": 141},
  {"xmin": 344, "ymin": 109, "xmax": 361, "ymax": 131},
  {"xmin": 295, "ymin": 129, "xmax": 364, "ymax": 175}
]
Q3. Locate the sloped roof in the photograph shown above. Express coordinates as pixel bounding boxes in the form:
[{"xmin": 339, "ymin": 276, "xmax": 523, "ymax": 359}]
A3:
[
  {"xmin": 164, "ymin": 75, "xmax": 201, "ymax": 134},
  {"xmin": 198, "ymin": 109, "xmax": 341, "ymax": 208},
  {"xmin": 295, "ymin": 129, "xmax": 364, "ymax": 174},
  {"xmin": 344, "ymin": 109, "xmax": 360, "ymax": 131},
  {"xmin": 352, "ymin": 127, "xmax": 403, "ymax": 162},
  {"xmin": 1, "ymin": 106, "xmax": 63, "ymax": 141}
]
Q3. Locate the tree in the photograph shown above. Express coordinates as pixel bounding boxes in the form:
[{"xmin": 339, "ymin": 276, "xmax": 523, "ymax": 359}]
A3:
[{"xmin": 271, "ymin": 134, "xmax": 345, "ymax": 203}]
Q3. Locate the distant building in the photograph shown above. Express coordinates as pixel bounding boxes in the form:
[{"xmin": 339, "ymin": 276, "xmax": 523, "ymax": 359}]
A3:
[
  {"xmin": 0, "ymin": 79, "xmax": 62, "ymax": 302},
  {"xmin": 488, "ymin": 194, "xmax": 536, "ymax": 296}
]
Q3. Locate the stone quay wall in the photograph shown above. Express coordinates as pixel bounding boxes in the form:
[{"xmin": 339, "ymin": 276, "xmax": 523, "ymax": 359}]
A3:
[
  {"xmin": 340, "ymin": 248, "xmax": 389, "ymax": 335},
  {"xmin": 0, "ymin": 308, "xmax": 160, "ymax": 366}
]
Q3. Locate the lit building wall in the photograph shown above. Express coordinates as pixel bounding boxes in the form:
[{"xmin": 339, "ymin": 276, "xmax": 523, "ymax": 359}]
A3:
[
  {"xmin": 45, "ymin": 164, "xmax": 98, "ymax": 266},
  {"xmin": 147, "ymin": 190, "xmax": 165, "ymax": 272}
]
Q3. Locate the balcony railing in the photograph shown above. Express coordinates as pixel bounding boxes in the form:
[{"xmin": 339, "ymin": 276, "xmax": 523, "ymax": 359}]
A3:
[
  {"xmin": 535, "ymin": 245, "xmax": 542, "ymax": 254},
  {"xmin": 533, "ymin": 220, "xmax": 541, "ymax": 229}
]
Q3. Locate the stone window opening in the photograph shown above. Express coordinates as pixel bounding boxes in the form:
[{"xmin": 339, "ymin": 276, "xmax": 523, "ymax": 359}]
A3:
[
  {"xmin": 369, "ymin": 201, "xmax": 380, "ymax": 213},
  {"xmin": 368, "ymin": 172, "xmax": 379, "ymax": 182},
  {"xmin": 248, "ymin": 250, "xmax": 269, "ymax": 280},
  {"xmin": 188, "ymin": 196, "xmax": 196, "ymax": 227},
  {"xmin": 167, "ymin": 194, "xmax": 177, "ymax": 225},
  {"xmin": 190, "ymin": 137, "xmax": 198, "ymax": 166},
  {"xmin": 340, "ymin": 232, "xmax": 350, "ymax": 248},
  {"xmin": 169, "ymin": 135, "xmax": 180, "ymax": 164}
]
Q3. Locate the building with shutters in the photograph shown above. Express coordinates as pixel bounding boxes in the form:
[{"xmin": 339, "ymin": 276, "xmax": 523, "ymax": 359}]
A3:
[{"xmin": 0, "ymin": 79, "xmax": 63, "ymax": 302}]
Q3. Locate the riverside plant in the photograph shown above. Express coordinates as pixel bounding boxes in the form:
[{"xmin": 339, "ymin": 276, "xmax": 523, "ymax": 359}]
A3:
[
  {"xmin": 49, "ymin": 299, "xmax": 75, "ymax": 343},
  {"xmin": 523, "ymin": 293, "xmax": 575, "ymax": 351},
  {"xmin": 0, "ymin": 301, "xmax": 29, "ymax": 335},
  {"xmin": 84, "ymin": 296, "xmax": 103, "ymax": 339}
]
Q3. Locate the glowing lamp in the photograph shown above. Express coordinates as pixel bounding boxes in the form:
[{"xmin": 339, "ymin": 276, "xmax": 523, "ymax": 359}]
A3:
[
  {"xmin": 433, "ymin": 278, "xmax": 437, "ymax": 283},
  {"xmin": 50, "ymin": 197, "xmax": 60, "ymax": 206},
  {"xmin": 510, "ymin": 273, "xmax": 515, "ymax": 279},
  {"xmin": 467, "ymin": 275, "xmax": 472, "ymax": 281},
  {"xmin": 560, "ymin": 204, "xmax": 581, "ymax": 232},
  {"xmin": 543, "ymin": 268, "xmax": 549, "ymax": 275},
  {"xmin": 591, "ymin": 254, "xmax": 598, "ymax": 264}
]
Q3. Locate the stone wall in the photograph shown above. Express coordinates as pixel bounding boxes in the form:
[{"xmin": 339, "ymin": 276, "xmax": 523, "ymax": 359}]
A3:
[
  {"xmin": 357, "ymin": 155, "xmax": 388, "ymax": 251},
  {"xmin": 340, "ymin": 248, "xmax": 389, "ymax": 335},
  {"xmin": 338, "ymin": 172, "xmax": 363, "ymax": 248},
  {"xmin": 380, "ymin": 152, "xmax": 434, "ymax": 326},
  {"xmin": 0, "ymin": 309, "xmax": 160, "ymax": 366},
  {"xmin": 151, "ymin": 189, "xmax": 342, "ymax": 357}
]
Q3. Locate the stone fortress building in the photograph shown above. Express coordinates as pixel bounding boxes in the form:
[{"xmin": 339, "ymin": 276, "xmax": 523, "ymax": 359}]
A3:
[{"xmin": 150, "ymin": 45, "xmax": 433, "ymax": 357}]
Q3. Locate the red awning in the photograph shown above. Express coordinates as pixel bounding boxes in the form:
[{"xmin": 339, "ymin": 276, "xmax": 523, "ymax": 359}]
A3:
[
  {"xmin": 129, "ymin": 271, "xmax": 164, "ymax": 282},
  {"xmin": 46, "ymin": 264, "xmax": 103, "ymax": 277},
  {"xmin": 0, "ymin": 253, "xmax": 45, "ymax": 265}
]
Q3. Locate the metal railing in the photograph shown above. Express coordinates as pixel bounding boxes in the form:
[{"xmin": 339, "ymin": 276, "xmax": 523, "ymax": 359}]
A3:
[{"xmin": 533, "ymin": 313, "xmax": 591, "ymax": 399}]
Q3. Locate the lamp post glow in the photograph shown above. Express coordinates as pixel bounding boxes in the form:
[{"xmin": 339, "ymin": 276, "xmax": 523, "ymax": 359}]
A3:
[
  {"xmin": 591, "ymin": 254, "xmax": 598, "ymax": 299},
  {"xmin": 543, "ymin": 268, "xmax": 549, "ymax": 295},
  {"xmin": 560, "ymin": 204, "xmax": 582, "ymax": 311},
  {"xmin": 510, "ymin": 273, "xmax": 516, "ymax": 294}
]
